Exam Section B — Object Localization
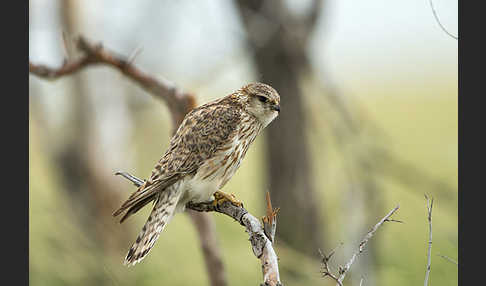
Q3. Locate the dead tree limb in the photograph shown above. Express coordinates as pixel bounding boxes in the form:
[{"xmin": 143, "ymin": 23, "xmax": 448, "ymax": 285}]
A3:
[
  {"xmin": 337, "ymin": 205, "xmax": 401, "ymax": 285},
  {"xmin": 29, "ymin": 35, "xmax": 196, "ymax": 130},
  {"xmin": 319, "ymin": 205, "xmax": 401, "ymax": 286},
  {"xmin": 116, "ymin": 171, "xmax": 283, "ymax": 286},
  {"xmin": 30, "ymin": 36, "xmax": 226, "ymax": 286},
  {"xmin": 318, "ymin": 244, "xmax": 343, "ymax": 286},
  {"xmin": 236, "ymin": 0, "xmax": 325, "ymax": 258}
]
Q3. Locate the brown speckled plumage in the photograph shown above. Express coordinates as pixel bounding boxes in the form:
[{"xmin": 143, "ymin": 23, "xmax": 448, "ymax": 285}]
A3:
[{"xmin": 113, "ymin": 82, "xmax": 280, "ymax": 266}]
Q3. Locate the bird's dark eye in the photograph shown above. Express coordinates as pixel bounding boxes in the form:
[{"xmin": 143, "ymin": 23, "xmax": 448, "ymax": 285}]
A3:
[{"xmin": 257, "ymin": 95, "xmax": 268, "ymax": 103}]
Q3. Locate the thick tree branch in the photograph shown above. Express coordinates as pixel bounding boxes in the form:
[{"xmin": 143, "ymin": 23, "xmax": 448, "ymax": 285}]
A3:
[
  {"xmin": 116, "ymin": 171, "xmax": 283, "ymax": 286},
  {"xmin": 29, "ymin": 36, "xmax": 196, "ymax": 128}
]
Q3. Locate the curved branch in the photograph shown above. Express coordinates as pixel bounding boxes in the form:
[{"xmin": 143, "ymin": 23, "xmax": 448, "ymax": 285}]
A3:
[
  {"xmin": 188, "ymin": 201, "xmax": 282, "ymax": 286},
  {"xmin": 116, "ymin": 171, "xmax": 283, "ymax": 286},
  {"xmin": 429, "ymin": 0, "xmax": 458, "ymax": 40},
  {"xmin": 29, "ymin": 36, "xmax": 196, "ymax": 128}
]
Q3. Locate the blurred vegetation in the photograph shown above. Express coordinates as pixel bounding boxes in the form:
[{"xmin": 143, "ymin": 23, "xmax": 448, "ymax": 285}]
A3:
[
  {"xmin": 30, "ymin": 1, "xmax": 457, "ymax": 285},
  {"xmin": 30, "ymin": 81, "xmax": 457, "ymax": 286}
]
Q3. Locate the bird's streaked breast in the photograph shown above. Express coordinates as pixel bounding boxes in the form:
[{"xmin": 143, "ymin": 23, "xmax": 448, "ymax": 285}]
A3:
[{"xmin": 190, "ymin": 114, "xmax": 262, "ymax": 202}]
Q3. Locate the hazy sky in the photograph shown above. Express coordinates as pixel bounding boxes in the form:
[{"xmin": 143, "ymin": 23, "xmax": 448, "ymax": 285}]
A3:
[
  {"xmin": 315, "ymin": 0, "xmax": 457, "ymax": 94},
  {"xmin": 30, "ymin": 0, "xmax": 458, "ymax": 98}
]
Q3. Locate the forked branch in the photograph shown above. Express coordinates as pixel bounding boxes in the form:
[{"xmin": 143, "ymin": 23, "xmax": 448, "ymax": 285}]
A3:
[{"xmin": 320, "ymin": 205, "xmax": 401, "ymax": 286}]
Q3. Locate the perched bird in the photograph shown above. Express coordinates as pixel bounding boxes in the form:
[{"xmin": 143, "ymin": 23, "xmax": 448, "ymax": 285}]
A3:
[{"xmin": 113, "ymin": 82, "xmax": 280, "ymax": 266}]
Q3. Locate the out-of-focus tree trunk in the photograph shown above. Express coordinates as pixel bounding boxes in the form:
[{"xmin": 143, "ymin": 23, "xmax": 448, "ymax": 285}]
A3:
[
  {"xmin": 34, "ymin": 2, "xmax": 229, "ymax": 283},
  {"xmin": 235, "ymin": 0, "xmax": 324, "ymax": 256},
  {"xmin": 235, "ymin": 4, "xmax": 384, "ymax": 284},
  {"xmin": 54, "ymin": 0, "xmax": 133, "ymax": 255}
]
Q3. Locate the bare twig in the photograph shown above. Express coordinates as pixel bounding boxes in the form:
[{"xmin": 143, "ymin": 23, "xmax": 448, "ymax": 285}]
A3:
[
  {"xmin": 115, "ymin": 171, "xmax": 144, "ymax": 187},
  {"xmin": 319, "ymin": 205, "xmax": 401, "ymax": 286},
  {"xmin": 384, "ymin": 218, "xmax": 404, "ymax": 224},
  {"xmin": 318, "ymin": 245, "xmax": 343, "ymax": 286},
  {"xmin": 61, "ymin": 31, "xmax": 73, "ymax": 60},
  {"xmin": 437, "ymin": 254, "xmax": 458, "ymax": 266},
  {"xmin": 424, "ymin": 195, "xmax": 434, "ymax": 286},
  {"xmin": 127, "ymin": 44, "xmax": 144, "ymax": 65},
  {"xmin": 428, "ymin": 0, "xmax": 458, "ymax": 40},
  {"xmin": 262, "ymin": 191, "xmax": 280, "ymax": 243},
  {"xmin": 116, "ymin": 171, "xmax": 283, "ymax": 286},
  {"xmin": 338, "ymin": 205, "xmax": 400, "ymax": 285}
]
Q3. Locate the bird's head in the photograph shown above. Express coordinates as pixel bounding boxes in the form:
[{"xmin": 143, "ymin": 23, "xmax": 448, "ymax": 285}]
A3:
[{"xmin": 237, "ymin": 82, "xmax": 280, "ymax": 128}]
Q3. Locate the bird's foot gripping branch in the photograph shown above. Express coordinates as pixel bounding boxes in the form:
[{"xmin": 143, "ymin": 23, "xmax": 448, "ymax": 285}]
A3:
[{"xmin": 116, "ymin": 171, "xmax": 283, "ymax": 286}]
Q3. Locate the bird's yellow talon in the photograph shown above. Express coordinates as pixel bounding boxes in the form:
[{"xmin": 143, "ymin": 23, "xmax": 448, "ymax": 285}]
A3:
[{"xmin": 213, "ymin": 190, "xmax": 243, "ymax": 207}]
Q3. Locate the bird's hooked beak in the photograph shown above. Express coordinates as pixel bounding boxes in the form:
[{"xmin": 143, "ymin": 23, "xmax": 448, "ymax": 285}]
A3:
[{"xmin": 271, "ymin": 104, "xmax": 280, "ymax": 113}]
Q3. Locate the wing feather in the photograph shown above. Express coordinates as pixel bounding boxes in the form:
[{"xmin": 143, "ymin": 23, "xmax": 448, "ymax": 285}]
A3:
[{"xmin": 113, "ymin": 99, "xmax": 242, "ymax": 221}]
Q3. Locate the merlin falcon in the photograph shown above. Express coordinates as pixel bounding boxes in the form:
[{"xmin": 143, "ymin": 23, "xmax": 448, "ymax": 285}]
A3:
[{"xmin": 113, "ymin": 82, "xmax": 281, "ymax": 266}]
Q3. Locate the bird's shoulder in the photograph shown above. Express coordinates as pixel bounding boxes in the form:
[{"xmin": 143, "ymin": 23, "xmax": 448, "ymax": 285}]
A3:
[{"xmin": 150, "ymin": 97, "xmax": 244, "ymax": 181}]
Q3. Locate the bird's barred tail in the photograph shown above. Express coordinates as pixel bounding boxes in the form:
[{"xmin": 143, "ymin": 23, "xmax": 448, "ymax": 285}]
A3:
[{"xmin": 124, "ymin": 187, "xmax": 182, "ymax": 266}]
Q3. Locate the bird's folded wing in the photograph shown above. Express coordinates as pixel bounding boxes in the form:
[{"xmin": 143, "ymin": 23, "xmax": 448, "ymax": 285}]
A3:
[
  {"xmin": 112, "ymin": 173, "xmax": 180, "ymax": 217},
  {"xmin": 113, "ymin": 101, "xmax": 242, "ymax": 219}
]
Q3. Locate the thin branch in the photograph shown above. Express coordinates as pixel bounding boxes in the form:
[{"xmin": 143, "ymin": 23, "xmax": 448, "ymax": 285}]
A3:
[
  {"xmin": 337, "ymin": 205, "xmax": 400, "ymax": 285},
  {"xmin": 115, "ymin": 171, "xmax": 144, "ymax": 187},
  {"xmin": 262, "ymin": 191, "xmax": 280, "ymax": 243},
  {"xmin": 319, "ymin": 205, "xmax": 401, "ymax": 286},
  {"xmin": 318, "ymin": 245, "xmax": 344, "ymax": 286},
  {"xmin": 437, "ymin": 254, "xmax": 458, "ymax": 266},
  {"xmin": 116, "ymin": 171, "xmax": 283, "ymax": 286},
  {"xmin": 424, "ymin": 195, "xmax": 434, "ymax": 286},
  {"xmin": 61, "ymin": 31, "xmax": 73, "ymax": 60},
  {"xmin": 428, "ymin": 0, "xmax": 458, "ymax": 40},
  {"xmin": 384, "ymin": 218, "xmax": 404, "ymax": 224},
  {"xmin": 127, "ymin": 44, "xmax": 144, "ymax": 65}
]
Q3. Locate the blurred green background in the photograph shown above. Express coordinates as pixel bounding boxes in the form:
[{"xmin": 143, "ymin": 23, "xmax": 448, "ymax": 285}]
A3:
[{"xmin": 29, "ymin": 1, "xmax": 457, "ymax": 285}]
